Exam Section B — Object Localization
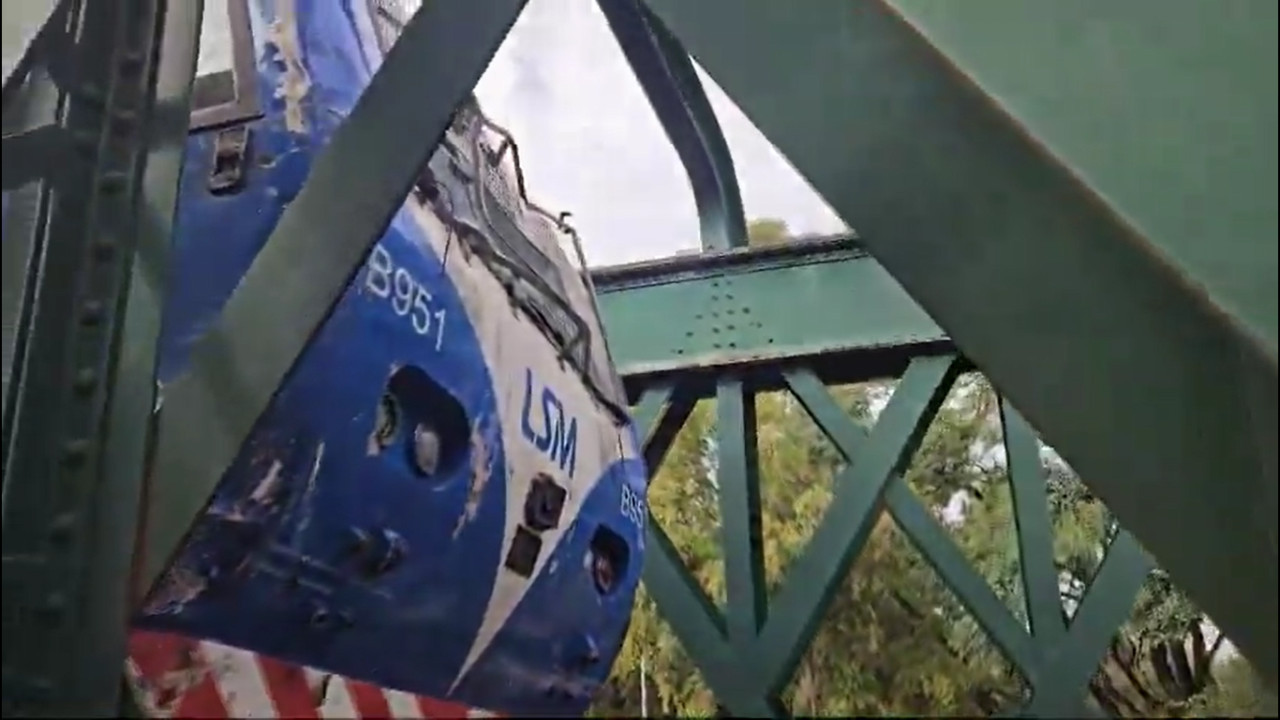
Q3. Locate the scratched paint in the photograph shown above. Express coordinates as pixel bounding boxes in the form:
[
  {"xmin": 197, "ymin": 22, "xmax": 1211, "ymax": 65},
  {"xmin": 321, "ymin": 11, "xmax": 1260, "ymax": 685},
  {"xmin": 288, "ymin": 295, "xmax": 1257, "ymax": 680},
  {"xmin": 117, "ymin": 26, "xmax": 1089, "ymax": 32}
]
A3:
[
  {"xmin": 454, "ymin": 424, "xmax": 493, "ymax": 538},
  {"xmin": 289, "ymin": 443, "xmax": 325, "ymax": 548},
  {"xmin": 267, "ymin": 0, "xmax": 312, "ymax": 133},
  {"xmin": 142, "ymin": 564, "xmax": 208, "ymax": 617},
  {"xmin": 249, "ymin": 460, "xmax": 286, "ymax": 505}
]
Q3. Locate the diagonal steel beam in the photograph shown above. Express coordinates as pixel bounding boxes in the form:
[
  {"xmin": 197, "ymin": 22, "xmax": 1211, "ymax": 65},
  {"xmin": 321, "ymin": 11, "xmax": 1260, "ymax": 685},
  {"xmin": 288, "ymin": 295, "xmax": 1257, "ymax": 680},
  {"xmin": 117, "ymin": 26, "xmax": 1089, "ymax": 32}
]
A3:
[
  {"xmin": 642, "ymin": 0, "xmax": 1278, "ymax": 685},
  {"xmin": 141, "ymin": 0, "xmax": 528, "ymax": 590},
  {"xmin": 762, "ymin": 355, "xmax": 960, "ymax": 694},
  {"xmin": 888, "ymin": 0, "xmax": 1277, "ymax": 357}
]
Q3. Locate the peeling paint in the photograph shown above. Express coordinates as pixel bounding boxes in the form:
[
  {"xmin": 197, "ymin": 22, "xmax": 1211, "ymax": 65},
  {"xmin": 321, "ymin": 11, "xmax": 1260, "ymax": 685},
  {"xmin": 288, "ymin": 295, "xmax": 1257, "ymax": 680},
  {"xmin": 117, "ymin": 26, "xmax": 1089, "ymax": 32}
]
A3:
[
  {"xmin": 142, "ymin": 563, "xmax": 209, "ymax": 616},
  {"xmin": 205, "ymin": 457, "xmax": 285, "ymax": 523},
  {"xmin": 289, "ymin": 442, "xmax": 325, "ymax": 550},
  {"xmin": 453, "ymin": 423, "xmax": 492, "ymax": 539},
  {"xmin": 367, "ymin": 364, "xmax": 404, "ymax": 455},
  {"xmin": 249, "ymin": 459, "xmax": 286, "ymax": 505},
  {"xmin": 366, "ymin": 403, "xmax": 388, "ymax": 456},
  {"xmin": 267, "ymin": 0, "xmax": 312, "ymax": 133}
]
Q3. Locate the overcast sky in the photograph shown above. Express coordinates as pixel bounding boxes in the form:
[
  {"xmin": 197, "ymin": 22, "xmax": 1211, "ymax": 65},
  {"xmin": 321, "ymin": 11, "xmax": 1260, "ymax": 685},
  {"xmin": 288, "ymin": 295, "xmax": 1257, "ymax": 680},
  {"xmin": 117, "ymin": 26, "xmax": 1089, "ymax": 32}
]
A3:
[{"xmin": 473, "ymin": 0, "xmax": 846, "ymax": 266}]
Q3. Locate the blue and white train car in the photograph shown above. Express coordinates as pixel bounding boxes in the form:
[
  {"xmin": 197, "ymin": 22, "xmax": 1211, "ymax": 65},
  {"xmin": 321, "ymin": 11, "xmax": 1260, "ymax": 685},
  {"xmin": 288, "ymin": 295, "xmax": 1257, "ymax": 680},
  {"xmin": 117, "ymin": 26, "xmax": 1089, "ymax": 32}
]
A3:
[{"xmin": 122, "ymin": 1, "xmax": 649, "ymax": 716}]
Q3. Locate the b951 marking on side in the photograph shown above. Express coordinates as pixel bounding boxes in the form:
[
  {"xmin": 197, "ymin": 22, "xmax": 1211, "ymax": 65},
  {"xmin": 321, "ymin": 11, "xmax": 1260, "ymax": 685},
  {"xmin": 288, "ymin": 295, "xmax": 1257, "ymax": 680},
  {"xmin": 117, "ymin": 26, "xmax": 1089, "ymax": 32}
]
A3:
[{"xmin": 365, "ymin": 244, "xmax": 447, "ymax": 350}]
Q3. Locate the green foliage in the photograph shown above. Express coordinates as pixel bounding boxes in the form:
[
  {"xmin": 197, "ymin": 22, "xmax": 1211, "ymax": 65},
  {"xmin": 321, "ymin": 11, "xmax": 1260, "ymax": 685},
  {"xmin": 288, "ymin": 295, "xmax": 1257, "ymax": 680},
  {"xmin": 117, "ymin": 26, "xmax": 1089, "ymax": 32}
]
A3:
[
  {"xmin": 744, "ymin": 218, "xmax": 791, "ymax": 248},
  {"xmin": 1186, "ymin": 655, "xmax": 1278, "ymax": 718},
  {"xmin": 593, "ymin": 219, "xmax": 1259, "ymax": 718}
]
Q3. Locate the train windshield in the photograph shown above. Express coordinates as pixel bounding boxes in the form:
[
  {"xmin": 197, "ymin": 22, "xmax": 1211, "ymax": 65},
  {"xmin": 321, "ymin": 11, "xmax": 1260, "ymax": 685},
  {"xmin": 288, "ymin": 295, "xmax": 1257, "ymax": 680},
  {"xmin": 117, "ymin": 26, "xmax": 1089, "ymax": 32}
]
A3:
[{"xmin": 370, "ymin": 0, "xmax": 630, "ymax": 423}]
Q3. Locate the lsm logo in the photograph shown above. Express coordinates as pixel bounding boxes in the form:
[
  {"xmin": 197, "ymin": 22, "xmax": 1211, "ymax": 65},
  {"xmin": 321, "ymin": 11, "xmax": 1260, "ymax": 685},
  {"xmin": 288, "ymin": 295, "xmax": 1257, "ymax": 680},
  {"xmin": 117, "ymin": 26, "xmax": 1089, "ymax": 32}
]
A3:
[{"xmin": 520, "ymin": 369, "xmax": 578, "ymax": 479}]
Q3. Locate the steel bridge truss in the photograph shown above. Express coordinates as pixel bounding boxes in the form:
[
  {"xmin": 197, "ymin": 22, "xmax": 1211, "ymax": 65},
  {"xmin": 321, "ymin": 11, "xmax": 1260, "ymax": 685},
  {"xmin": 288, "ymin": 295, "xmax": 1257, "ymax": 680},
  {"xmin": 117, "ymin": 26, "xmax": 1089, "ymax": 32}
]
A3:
[
  {"xmin": 2, "ymin": 0, "xmax": 1274, "ymax": 717},
  {"xmin": 595, "ymin": 242, "xmax": 1154, "ymax": 717}
]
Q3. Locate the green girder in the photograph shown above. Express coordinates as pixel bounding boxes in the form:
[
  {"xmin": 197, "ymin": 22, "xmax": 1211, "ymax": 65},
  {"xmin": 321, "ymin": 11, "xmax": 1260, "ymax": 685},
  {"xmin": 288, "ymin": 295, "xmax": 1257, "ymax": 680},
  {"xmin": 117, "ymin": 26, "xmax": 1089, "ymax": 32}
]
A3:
[
  {"xmin": 593, "ymin": 235, "xmax": 948, "ymax": 390},
  {"xmin": 2, "ymin": 0, "xmax": 197, "ymax": 714},
  {"xmin": 630, "ymin": 353, "xmax": 1154, "ymax": 716},
  {"xmin": 641, "ymin": 0, "xmax": 1278, "ymax": 687}
]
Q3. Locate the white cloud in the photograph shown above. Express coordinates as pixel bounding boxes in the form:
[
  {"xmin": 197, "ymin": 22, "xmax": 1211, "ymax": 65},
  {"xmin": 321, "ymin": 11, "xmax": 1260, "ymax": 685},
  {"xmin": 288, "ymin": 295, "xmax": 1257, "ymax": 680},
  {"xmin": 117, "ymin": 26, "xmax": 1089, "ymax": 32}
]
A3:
[{"xmin": 475, "ymin": 0, "xmax": 846, "ymax": 266}]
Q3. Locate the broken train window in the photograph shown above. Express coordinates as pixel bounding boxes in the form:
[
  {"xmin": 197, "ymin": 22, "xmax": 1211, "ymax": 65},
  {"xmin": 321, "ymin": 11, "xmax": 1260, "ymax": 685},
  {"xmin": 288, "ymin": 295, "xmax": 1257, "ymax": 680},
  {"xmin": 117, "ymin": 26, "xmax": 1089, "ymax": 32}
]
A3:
[{"xmin": 366, "ymin": 0, "xmax": 629, "ymax": 422}]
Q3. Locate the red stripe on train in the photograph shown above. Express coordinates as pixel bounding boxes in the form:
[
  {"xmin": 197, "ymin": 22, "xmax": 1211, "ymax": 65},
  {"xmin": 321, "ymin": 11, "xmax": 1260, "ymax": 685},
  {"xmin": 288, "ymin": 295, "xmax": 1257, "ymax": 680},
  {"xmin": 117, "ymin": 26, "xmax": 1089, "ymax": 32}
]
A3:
[
  {"xmin": 127, "ymin": 629, "xmax": 495, "ymax": 719},
  {"xmin": 173, "ymin": 674, "xmax": 231, "ymax": 720},
  {"xmin": 349, "ymin": 679, "xmax": 396, "ymax": 718},
  {"xmin": 257, "ymin": 653, "xmax": 322, "ymax": 719}
]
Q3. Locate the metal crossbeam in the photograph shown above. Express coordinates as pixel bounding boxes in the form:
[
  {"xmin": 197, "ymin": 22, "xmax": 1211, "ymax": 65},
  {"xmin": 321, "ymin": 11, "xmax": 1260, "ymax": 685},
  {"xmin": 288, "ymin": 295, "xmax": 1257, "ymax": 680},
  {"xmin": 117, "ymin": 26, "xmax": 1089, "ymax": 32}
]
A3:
[
  {"xmin": 642, "ymin": 0, "xmax": 1278, "ymax": 684},
  {"xmin": 593, "ymin": 235, "xmax": 949, "ymax": 392}
]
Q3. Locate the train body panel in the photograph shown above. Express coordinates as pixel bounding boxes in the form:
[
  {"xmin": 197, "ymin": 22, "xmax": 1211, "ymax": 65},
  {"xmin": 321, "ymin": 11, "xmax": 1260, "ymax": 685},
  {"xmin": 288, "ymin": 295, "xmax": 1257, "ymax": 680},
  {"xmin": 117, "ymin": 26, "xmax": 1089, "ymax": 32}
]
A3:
[{"xmin": 119, "ymin": 0, "xmax": 647, "ymax": 715}]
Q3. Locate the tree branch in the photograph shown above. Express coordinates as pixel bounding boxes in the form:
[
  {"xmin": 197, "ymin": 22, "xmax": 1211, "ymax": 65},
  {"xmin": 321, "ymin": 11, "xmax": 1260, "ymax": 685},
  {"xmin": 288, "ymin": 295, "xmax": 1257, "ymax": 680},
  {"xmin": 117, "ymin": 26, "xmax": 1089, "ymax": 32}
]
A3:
[{"xmin": 886, "ymin": 589, "xmax": 1016, "ymax": 711}]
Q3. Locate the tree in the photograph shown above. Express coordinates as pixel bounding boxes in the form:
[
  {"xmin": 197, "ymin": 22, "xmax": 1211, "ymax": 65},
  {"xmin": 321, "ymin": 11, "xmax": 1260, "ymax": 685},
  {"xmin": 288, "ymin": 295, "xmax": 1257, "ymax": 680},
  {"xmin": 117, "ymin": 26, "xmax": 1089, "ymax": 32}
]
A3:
[
  {"xmin": 929, "ymin": 383, "xmax": 1248, "ymax": 717},
  {"xmin": 742, "ymin": 218, "xmax": 790, "ymax": 248}
]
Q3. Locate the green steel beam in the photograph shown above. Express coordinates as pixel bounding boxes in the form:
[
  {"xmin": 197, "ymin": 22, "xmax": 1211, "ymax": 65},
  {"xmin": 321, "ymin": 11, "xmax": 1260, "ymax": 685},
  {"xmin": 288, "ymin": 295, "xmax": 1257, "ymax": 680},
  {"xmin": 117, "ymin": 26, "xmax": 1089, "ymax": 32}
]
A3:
[
  {"xmin": 714, "ymin": 376, "xmax": 768, "ymax": 645},
  {"xmin": 593, "ymin": 235, "xmax": 950, "ymax": 393},
  {"xmin": 889, "ymin": 0, "xmax": 1278, "ymax": 358},
  {"xmin": 140, "ymin": 0, "xmax": 527, "ymax": 590},
  {"xmin": 787, "ymin": 369, "xmax": 1153, "ymax": 714},
  {"xmin": 631, "ymin": 378, "xmax": 781, "ymax": 717},
  {"xmin": 629, "ymin": 357, "xmax": 975, "ymax": 717},
  {"xmin": 641, "ymin": 0, "xmax": 1278, "ymax": 685},
  {"xmin": 1, "ymin": 0, "xmax": 197, "ymax": 714}
]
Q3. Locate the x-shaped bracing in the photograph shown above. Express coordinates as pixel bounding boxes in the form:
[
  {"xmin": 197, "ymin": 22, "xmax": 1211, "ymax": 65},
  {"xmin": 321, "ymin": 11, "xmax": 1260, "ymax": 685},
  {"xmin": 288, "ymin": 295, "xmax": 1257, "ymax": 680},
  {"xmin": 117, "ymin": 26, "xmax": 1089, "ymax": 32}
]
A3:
[{"xmin": 633, "ymin": 355, "xmax": 1154, "ymax": 717}]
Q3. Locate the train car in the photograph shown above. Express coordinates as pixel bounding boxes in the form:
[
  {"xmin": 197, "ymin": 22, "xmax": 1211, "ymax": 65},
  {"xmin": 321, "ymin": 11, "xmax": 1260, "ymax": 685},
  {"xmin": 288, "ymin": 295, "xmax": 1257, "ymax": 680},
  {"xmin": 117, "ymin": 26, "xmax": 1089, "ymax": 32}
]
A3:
[{"xmin": 124, "ymin": 0, "xmax": 649, "ymax": 716}]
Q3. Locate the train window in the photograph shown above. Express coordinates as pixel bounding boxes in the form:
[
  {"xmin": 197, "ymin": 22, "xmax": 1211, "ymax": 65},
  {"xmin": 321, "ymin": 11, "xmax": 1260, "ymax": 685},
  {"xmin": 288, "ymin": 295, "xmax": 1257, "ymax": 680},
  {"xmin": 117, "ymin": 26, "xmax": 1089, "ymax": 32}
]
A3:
[
  {"xmin": 476, "ymin": 157, "xmax": 565, "ymax": 299},
  {"xmin": 190, "ymin": 0, "xmax": 261, "ymax": 131},
  {"xmin": 366, "ymin": 0, "xmax": 629, "ymax": 419}
]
